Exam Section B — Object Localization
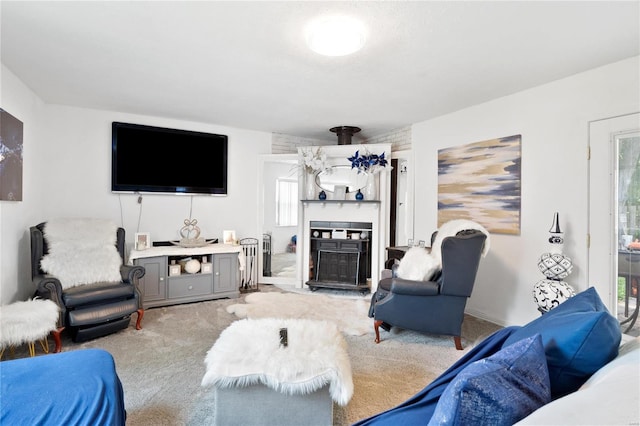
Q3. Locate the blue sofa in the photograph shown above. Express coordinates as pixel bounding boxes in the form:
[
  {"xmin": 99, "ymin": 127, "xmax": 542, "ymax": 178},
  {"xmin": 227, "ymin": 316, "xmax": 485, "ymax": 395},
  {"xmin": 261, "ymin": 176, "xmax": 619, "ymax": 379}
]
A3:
[
  {"xmin": 0, "ymin": 349, "xmax": 126, "ymax": 425},
  {"xmin": 354, "ymin": 287, "xmax": 631, "ymax": 425}
]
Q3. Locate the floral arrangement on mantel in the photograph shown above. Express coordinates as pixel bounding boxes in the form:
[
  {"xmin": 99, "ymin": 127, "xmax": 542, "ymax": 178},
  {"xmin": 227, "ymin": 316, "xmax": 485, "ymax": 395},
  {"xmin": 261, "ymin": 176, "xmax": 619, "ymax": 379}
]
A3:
[
  {"xmin": 301, "ymin": 147, "xmax": 328, "ymax": 174},
  {"xmin": 348, "ymin": 148, "xmax": 389, "ymax": 174}
]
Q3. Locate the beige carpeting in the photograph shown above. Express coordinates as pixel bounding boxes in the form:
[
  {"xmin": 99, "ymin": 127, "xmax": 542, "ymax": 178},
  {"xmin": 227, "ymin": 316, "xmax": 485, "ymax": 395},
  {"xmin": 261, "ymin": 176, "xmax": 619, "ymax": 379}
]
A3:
[{"xmin": 4, "ymin": 285, "xmax": 502, "ymax": 425}]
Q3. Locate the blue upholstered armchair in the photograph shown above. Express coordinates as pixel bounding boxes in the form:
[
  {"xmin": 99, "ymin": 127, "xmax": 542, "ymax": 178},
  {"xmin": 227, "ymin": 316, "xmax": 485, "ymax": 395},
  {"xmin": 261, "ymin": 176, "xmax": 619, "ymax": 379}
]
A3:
[{"xmin": 369, "ymin": 228, "xmax": 488, "ymax": 350}]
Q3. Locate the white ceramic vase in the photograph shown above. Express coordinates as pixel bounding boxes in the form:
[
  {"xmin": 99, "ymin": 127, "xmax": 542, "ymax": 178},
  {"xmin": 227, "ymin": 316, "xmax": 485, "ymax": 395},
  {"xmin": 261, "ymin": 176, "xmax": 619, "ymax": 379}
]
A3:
[
  {"xmin": 364, "ymin": 173, "xmax": 377, "ymax": 200},
  {"xmin": 305, "ymin": 171, "xmax": 317, "ymax": 200}
]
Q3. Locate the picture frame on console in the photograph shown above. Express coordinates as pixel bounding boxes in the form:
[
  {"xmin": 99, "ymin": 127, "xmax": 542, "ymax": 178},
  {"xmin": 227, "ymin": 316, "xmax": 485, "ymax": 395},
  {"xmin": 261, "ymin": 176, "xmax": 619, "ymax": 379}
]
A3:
[
  {"xmin": 223, "ymin": 230, "xmax": 236, "ymax": 245},
  {"xmin": 135, "ymin": 232, "xmax": 151, "ymax": 250}
]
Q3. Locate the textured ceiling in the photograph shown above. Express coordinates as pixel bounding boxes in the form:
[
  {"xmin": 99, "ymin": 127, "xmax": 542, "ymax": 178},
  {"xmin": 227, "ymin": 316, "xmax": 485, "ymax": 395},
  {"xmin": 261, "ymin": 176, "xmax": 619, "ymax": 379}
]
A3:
[{"xmin": 2, "ymin": 1, "xmax": 639, "ymax": 141}]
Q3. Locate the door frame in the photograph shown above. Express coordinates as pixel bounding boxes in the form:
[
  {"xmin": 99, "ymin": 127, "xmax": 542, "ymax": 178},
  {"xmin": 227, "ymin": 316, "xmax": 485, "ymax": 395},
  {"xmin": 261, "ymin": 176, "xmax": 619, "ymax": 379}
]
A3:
[
  {"xmin": 257, "ymin": 153, "xmax": 300, "ymax": 287},
  {"xmin": 390, "ymin": 150, "xmax": 414, "ymax": 246},
  {"xmin": 588, "ymin": 112, "xmax": 640, "ymax": 313}
]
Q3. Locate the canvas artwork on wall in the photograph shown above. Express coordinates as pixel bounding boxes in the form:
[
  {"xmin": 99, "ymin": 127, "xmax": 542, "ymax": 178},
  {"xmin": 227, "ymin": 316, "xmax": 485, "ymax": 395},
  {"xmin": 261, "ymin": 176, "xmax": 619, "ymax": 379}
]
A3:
[
  {"xmin": 0, "ymin": 109, "xmax": 24, "ymax": 201},
  {"xmin": 438, "ymin": 134, "xmax": 521, "ymax": 235}
]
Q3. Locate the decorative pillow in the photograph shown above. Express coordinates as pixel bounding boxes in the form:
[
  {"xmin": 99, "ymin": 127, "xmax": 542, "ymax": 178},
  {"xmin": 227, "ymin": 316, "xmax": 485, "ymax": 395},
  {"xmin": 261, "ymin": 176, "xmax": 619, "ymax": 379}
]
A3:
[
  {"xmin": 515, "ymin": 337, "xmax": 640, "ymax": 425},
  {"xmin": 428, "ymin": 334, "xmax": 551, "ymax": 426},
  {"xmin": 396, "ymin": 247, "xmax": 439, "ymax": 281},
  {"xmin": 502, "ymin": 287, "xmax": 621, "ymax": 399}
]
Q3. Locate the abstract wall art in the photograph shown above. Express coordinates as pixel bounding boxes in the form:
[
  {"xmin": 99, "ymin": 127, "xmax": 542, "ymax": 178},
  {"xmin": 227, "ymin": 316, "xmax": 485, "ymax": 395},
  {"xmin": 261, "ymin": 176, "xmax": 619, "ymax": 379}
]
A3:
[
  {"xmin": 0, "ymin": 109, "xmax": 24, "ymax": 201},
  {"xmin": 438, "ymin": 134, "xmax": 521, "ymax": 235}
]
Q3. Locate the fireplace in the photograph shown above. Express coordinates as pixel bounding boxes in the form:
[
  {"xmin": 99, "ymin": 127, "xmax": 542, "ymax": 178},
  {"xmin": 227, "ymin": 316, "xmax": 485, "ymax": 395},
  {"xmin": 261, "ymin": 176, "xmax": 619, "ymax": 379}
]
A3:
[
  {"xmin": 297, "ymin": 140, "xmax": 391, "ymax": 294},
  {"xmin": 307, "ymin": 221, "xmax": 372, "ymax": 293}
]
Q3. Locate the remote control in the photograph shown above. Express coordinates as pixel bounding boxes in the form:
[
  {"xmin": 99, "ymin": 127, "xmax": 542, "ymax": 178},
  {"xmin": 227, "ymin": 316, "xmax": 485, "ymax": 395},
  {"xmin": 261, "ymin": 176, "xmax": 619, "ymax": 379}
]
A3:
[{"xmin": 279, "ymin": 328, "xmax": 288, "ymax": 347}]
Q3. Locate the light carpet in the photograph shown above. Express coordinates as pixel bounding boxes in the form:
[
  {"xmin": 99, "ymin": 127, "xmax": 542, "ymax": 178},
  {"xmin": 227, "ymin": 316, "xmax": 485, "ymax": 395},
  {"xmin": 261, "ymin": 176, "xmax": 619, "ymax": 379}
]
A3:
[
  {"xmin": 4, "ymin": 285, "xmax": 502, "ymax": 425},
  {"xmin": 226, "ymin": 291, "xmax": 372, "ymax": 336}
]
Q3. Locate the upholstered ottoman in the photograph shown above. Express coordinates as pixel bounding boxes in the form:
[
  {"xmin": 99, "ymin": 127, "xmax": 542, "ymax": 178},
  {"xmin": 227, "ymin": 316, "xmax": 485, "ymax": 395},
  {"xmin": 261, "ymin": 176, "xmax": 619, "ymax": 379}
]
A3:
[
  {"xmin": 0, "ymin": 299, "xmax": 59, "ymax": 359},
  {"xmin": 201, "ymin": 318, "xmax": 353, "ymax": 426}
]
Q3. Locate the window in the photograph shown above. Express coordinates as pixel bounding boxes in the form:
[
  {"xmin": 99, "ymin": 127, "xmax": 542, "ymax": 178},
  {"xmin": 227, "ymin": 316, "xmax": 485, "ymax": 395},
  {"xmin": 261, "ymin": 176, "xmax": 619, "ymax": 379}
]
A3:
[{"xmin": 276, "ymin": 178, "xmax": 298, "ymax": 226}]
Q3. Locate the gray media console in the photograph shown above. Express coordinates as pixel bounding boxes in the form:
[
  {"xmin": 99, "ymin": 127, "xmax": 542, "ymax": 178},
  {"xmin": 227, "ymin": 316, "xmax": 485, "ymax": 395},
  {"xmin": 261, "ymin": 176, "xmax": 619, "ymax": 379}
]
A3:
[{"xmin": 134, "ymin": 251, "xmax": 239, "ymax": 308}]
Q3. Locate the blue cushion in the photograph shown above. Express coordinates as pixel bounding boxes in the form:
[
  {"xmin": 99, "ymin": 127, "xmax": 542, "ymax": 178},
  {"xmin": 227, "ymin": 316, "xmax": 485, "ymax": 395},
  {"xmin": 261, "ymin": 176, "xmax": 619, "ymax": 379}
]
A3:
[
  {"xmin": 428, "ymin": 334, "xmax": 551, "ymax": 426},
  {"xmin": 502, "ymin": 287, "xmax": 621, "ymax": 398}
]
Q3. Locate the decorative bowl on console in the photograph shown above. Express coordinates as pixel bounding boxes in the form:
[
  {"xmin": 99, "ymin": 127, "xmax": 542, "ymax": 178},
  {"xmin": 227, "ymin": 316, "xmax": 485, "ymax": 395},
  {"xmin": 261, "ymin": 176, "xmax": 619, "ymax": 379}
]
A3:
[{"xmin": 171, "ymin": 238, "xmax": 215, "ymax": 248}]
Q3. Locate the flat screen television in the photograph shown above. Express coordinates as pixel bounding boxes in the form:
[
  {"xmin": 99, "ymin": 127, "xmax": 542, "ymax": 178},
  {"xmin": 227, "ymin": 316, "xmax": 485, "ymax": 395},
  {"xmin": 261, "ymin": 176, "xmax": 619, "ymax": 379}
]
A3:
[{"xmin": 111, "ymin": 122, "xmax": 228, "ymax": 195}]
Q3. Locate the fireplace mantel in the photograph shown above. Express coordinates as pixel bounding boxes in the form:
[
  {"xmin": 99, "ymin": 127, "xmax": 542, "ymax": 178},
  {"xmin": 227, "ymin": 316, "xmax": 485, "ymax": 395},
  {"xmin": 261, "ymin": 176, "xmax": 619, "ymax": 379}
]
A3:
[{"xmin": 301, "ymin": 200, "xmax": 380, "ymax": 207}]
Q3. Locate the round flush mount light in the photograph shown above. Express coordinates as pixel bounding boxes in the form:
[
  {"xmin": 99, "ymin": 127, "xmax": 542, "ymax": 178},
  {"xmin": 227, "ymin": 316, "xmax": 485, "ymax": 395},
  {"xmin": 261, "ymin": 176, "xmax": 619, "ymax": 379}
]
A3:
[{"xmin": 306, "ymin": 15, "xmax": 366, "ymax": 56}]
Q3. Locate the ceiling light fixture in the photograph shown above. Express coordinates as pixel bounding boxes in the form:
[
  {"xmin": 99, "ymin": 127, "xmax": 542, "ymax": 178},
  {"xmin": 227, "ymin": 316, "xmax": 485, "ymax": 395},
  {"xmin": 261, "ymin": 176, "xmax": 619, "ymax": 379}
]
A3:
[{"xmin": 306, "ymin": 15, "xmax": 366, "ymax": 56}]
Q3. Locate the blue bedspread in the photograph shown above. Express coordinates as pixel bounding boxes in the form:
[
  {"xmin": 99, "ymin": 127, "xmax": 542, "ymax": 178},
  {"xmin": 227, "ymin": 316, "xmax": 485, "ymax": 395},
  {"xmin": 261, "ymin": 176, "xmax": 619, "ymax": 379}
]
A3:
[
  {"xmin": 353, "ymin": 326, "xmax": 520, "ymax": 426},
  {"xmin": 1, "ymin": 348, "xmax": 126, "ymax": 426}
]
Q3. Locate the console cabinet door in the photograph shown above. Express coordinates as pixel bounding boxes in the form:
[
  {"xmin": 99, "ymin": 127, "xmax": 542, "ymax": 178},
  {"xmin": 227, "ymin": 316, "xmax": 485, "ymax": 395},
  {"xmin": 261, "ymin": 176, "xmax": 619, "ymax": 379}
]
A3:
[
  {"xmin": 214, "ymin": 253, "xmax": 238, "ymax": 293},
  {"xmin": 136, "ymin": 256, "xmax": 167, "ymax": 303}
]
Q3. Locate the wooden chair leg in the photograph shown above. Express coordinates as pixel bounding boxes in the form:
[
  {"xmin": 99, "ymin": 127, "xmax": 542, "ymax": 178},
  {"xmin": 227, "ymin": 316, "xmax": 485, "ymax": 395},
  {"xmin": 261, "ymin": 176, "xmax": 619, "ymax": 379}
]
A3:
[
  {"xmin": 374, "ymin": 320, "xmax": 383, "ymax": 343},
  {"xmin": 52, "ymin": 327, "xmax": 65, "ymax": 353},
  {"xmin": 454, "ymin": 336, "xmax": 463, "ymax": 350},
  {"xmin": 135, "ymin": 308, "xmax": 144, "ymax": 330}
]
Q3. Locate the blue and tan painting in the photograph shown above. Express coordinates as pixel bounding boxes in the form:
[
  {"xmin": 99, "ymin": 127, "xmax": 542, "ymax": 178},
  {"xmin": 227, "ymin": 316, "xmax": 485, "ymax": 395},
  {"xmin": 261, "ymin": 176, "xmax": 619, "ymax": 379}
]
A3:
[{"xmin": 438, "ymin": 134, "xmax": 521, "ymax": 235}]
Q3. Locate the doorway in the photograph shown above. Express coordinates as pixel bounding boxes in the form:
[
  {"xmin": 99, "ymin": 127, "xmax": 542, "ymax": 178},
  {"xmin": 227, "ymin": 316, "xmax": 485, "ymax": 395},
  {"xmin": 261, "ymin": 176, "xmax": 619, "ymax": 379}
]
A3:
[
  {"xmin": 390, "ymin": 150, "xmax": 414, "ymax": 247},
  {"xmin": 589, "ymin": 112, "xmax": 640, "ymax": 335},
  {"xmin": 258, "ymin": 154, "xmax": 300, "ymax": 287}
]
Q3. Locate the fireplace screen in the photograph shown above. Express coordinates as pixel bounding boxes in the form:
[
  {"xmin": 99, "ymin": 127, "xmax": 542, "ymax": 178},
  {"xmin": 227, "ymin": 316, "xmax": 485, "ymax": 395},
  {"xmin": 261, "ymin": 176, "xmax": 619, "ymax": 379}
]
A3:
[{"xmin": 307, "ymin": 221, "xmax": 372, "ymax": 293}]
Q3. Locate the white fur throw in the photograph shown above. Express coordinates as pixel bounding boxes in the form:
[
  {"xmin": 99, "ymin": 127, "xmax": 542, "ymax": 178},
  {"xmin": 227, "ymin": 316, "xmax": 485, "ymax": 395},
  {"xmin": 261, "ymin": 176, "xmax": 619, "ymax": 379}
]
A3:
[
  {"xmin": 226, "ymin": 292, "xmax": 371, "ymax": 336},
  {"xmin": 40, "ymin": 218, "xmax": 122, "ymax": 289},
  {"xmin": 396, "ymin": 247, "xmax": 439, "ymax": 281},
  {"xmin": 0, "ymin": 299, "xmax": 59, "ymax": 347},
  {"xmin": 201, "ymin": 318, "xmax": 354, "ymax": 406},
  {"xmin": 396, "ymin": 220, "xmax": 490, "ymax": 281},
  {"xmin": 430, "ymin": 219, "xmax": 491, "ymax": 266}
]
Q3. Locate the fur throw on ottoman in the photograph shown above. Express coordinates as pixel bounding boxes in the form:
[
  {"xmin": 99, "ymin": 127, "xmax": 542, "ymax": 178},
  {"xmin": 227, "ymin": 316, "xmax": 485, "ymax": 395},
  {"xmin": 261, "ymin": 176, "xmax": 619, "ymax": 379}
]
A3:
[
  {"xmin": 0, "ymin": 299, "xmax": 59, "ymax": 347},
  {"xmin": 201, "ymin": 318, "xmax": 354, "ymax": 406}
]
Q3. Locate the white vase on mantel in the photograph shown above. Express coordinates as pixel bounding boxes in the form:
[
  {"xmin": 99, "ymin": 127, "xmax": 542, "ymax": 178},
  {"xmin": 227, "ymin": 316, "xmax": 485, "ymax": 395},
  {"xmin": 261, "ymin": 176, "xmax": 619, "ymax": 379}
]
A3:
[
  {"xmin": 364, "ymin": 173, "xmax": 377, "ymax": 200},
  {"xmin": 305, "ymin": 171, "xmax": 317, "ymax": 200}
]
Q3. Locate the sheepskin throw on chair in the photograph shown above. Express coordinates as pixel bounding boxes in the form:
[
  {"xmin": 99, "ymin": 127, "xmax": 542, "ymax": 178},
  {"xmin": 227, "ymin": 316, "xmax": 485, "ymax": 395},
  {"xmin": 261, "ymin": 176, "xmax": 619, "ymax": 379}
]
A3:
[
  {"xmin": 40, "ymin": 218, "xmax": 122, "ymax": 289},
  {"xmin": 396, "ymin": 219, "xmax": 490, "ymax": 281}
]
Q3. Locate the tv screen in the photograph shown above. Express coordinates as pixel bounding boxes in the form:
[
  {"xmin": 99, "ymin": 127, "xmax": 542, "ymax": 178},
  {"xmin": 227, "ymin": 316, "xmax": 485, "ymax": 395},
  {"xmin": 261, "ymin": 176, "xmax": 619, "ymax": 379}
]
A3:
[{"xmin": 111, "ymin": 122, "xmax": 228, "ymax": 195}]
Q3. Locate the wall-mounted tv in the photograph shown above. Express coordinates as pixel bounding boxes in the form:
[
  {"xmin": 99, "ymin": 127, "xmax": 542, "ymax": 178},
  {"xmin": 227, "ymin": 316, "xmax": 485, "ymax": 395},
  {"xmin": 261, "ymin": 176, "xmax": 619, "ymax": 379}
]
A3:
[{"xmin": 112, "ymin": 122, "xmax": 228, "ymax": 195}]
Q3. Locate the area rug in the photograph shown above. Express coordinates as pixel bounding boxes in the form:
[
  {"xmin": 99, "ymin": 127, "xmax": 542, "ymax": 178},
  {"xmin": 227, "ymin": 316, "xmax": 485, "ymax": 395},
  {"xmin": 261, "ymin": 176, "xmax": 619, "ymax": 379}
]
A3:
[
  {"xmin": 226, "ymin": 291, "xmax": 373, "ymax": 336},
  {"xmin": 5, "ymin": 285, "xmax": 503, "ymax": 426}
]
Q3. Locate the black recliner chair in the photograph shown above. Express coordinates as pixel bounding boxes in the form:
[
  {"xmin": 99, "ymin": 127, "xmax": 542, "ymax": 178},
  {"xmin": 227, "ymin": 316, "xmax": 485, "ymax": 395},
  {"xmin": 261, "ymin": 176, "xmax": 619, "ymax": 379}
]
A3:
[
  {"xmin": 369, "ymin": 229, "xmax": 487, "ymax": 350},
  {"xmin": 30, "ymin": 221, "xmax": 145, "ymax": 351}
]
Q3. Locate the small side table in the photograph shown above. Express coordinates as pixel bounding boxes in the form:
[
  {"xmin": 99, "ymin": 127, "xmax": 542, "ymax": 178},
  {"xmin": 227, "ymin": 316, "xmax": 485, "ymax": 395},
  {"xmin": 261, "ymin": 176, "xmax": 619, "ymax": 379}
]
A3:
[
  {"xmin": 0, "ymin": 299, "xmax": 60, "ymax": 359},
  {"xmin": 385, "ymin": 246, "xmax": 410, "ymax": 269}
]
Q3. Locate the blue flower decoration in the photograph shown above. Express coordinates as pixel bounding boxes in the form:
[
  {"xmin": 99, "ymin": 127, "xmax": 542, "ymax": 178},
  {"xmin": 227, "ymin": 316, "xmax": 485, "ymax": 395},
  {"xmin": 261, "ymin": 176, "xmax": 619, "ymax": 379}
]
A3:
[{"xmin": 348, "ymin": 150, "xmax": 388, "ymax": 173}]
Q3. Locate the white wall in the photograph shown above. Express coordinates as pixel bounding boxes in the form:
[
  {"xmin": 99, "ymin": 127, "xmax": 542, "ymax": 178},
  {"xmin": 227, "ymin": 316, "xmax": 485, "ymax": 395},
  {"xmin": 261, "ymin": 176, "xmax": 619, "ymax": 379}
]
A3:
[
  {"xmin": 1, "ymin": 65, "xmax": 272, "ymax": 304},
  {"xmin": 413, "ymin": 56, "xmax": 640, "ymax": 327},
  {"xmin": 3, "ymin": 56, "xmax": 639, "ymax": 328},
  {"xmin": 1, "ymin": 64, "xmax": 47, "ymax": 304}
]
